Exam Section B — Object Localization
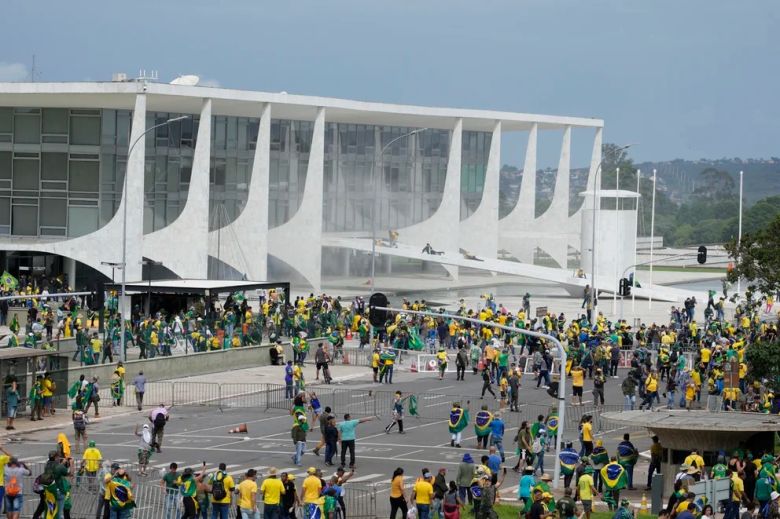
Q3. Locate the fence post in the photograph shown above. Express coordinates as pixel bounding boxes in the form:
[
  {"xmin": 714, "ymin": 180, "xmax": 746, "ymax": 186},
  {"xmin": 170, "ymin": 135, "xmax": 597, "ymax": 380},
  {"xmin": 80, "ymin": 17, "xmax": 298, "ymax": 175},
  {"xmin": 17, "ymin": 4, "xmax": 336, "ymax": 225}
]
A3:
[
  {"xmin": 218, "ymin": 383, "xmax": 223, "ymax": 410},
  {"xmin": 171, "ymin": 381, "xmax": 176, "ymax": 407}
]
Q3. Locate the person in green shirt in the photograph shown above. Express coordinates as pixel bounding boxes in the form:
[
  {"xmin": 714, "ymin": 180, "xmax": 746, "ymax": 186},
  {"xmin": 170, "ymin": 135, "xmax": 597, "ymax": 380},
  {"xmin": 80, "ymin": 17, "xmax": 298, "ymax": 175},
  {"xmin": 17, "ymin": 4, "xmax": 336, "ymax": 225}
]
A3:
[
  {"xmin": 497, "ymin": 349, "xmax": 510, "ymax": 380},
  {"xmin": 161, "ymin": 462, "xmax": 180, "ymax": 519},
  {"xmin": 177, "ymin": 465, "xmax": 205, "ymax": 519}
]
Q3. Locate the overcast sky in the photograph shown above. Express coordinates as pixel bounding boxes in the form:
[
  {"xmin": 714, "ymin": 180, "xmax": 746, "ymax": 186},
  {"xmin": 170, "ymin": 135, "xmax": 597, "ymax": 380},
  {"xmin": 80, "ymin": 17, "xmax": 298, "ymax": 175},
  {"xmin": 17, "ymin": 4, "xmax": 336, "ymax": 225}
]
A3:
[{"xmin": 1, "ymin": 0, "xmax": 776, "ymax": 167}]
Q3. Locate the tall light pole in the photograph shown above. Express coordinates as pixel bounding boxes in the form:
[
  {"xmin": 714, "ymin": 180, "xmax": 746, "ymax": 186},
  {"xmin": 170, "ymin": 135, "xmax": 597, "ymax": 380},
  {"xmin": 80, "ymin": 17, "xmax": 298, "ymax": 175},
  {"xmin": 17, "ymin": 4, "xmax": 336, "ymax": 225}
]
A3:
[
  {"xmin": 369, "ymin": 128, "xmax": 428, "ymax": 288},
  {"xmin": 736, "ymin": 170, "xmax": 744, "ymax": 298},
  {"xmin": 119, "ymin": 115, "xmax": 189, "ymax": 361},
  {"xmin": 648, "ymin": 169, "xmax": 657, "ymax": 309},
  {"xmin": 589, "ymin": 143, "xmax": 635, "ymax": 320}
]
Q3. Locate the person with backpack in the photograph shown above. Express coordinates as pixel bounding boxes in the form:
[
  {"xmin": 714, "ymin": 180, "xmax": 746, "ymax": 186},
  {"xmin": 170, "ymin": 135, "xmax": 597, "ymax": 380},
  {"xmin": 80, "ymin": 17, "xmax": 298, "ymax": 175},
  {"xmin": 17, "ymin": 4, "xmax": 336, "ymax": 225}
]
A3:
[
  {"xmin": 72, "ymin": 408, "xmax": 88, "ymax": 453},
  {"xmin": 207, "ymin": 463, "xmax": 235, "ymax": 519},
  {"xmin": 107, "ymin": 468, "xmax": 135, "ymax": 519},
  {"xmin": 150, "ymin": 404, "xmax": 170, "ymax": 453},
  {"xmin": 33, "ymin": 450, "xmax": 71, "ymax": 519},
  {"xmin": 4, "ymin": 457, "xmax": 31, "ymax": 519}
]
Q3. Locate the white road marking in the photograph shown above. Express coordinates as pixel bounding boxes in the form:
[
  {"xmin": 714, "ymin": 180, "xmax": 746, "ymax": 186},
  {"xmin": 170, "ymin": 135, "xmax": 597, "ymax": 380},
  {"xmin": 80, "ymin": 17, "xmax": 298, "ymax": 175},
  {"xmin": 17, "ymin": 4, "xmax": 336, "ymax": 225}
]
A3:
[{"xmin": 348, "ymin": 473, "xmax": 384, "ymax": 483}]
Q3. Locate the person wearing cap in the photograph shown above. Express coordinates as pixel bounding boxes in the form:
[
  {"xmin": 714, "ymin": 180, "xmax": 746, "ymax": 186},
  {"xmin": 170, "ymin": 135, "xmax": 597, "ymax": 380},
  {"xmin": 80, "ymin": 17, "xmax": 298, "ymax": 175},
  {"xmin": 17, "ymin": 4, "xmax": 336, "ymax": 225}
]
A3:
[
  {"xmin": 300, "ymin": 467, "xmax": 322, "ymax": 519},
  {"xmin": 2, "ymin": 455, "xmax": 29, "ymax": 519},
  {"xmin": 237, "ymin": 468, "xmax": 261, "ymax": 519},
  {"xmin": 527, "ymin": 489, "xmax": 551, "ymax": 519},
  {"xmin": 614, "ymin": 497, "xmax": 635, "ymax": 519},
  {"xmin": 280, "ymin": 472, "xmax": 299, "ymax": 519},
  {"xmin": 291, "ymin": 415, "xmax": 308, "ymax": 466},
  {"xmin": 577, "ymin": 466, "xmax": 596, "ymax": 519},
  {"xmin": 412, "ymin": 469, "xmax": 434, "ymax": 519},
  {"xmin": 177, "ymin": 465, "xmax": 205, "ymax": 519},
  {"xmin": 81, "ymin": 440, "xmax": 103, "ymax": 488}
]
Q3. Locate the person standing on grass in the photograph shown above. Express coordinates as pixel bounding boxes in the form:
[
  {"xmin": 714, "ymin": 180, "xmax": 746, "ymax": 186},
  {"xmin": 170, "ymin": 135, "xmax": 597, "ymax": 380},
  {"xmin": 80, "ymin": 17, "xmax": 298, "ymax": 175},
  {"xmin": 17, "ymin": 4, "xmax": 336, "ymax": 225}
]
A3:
[{"xmin": 337, "ymin": 414, "xmax": 374, "ymax": 469}]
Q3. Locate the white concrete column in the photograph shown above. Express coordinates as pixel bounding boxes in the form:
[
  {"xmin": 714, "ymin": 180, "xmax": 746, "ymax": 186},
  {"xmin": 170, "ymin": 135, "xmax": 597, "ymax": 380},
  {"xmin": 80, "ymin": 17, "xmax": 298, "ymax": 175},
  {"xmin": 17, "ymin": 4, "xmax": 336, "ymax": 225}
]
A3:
[
  {"xmin": 460, "ymin": 120, "xmax": 501, "ymax": 259},
  {"xmin": 268, "ymin": 107, "xmax": 325, "ymax": 292},
  {"xmin": 498, "ymin": 124, "xmax": 537, "ymax": 263},
  {"xmin": 568, "ymin": 126, "xmax": 603, "ymax": 266},
  {"xmin": 64, "ymin": 257, "xmax": 77, "ymax": 289},
  {"xmin": 535, "ymin": 126, "xmax": 572, "ymax": 267},
  {"xmin": 585, "ymin": 127, "xmax": 603, "ymax": 195},
  {"xmin": 144, "ymin": 98, "xmax": 212, "ymax": 278},
  {"xmin": 397, "ymin": 118, "xmax": 462, "ymax": 279},
  {"xmin": 123, "ymin": 94, "xmax": 147, "ymax": 281},
  {"xmin": 207, "ymin": 103, "xmax": 271, "ymax": 280}
]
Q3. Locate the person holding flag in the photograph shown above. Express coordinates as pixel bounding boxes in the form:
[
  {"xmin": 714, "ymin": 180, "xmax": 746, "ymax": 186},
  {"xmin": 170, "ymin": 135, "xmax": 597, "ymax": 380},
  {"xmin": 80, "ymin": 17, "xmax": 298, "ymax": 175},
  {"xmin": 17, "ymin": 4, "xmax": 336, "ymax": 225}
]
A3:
[
  {"xmin": 385, "ymin": 391, "xmax": 413, "ymax": 434},
  {"xmin": 474, "ymin": 406, "xmax": 493, "ymax": 450},
  {"xmin": 545, "ymin": 410, "xmax": 559, "ymax": 453},
  {"xmin": 379, "ymin": 347, "xmax": 397, "ymax": 384},
  {"xmin": 590, "ymin": 439, "xmax": 610, "ymax": 493},
  {"xmin": 600, "ymin": 456, "xmax": 628, "ymax": 511},
  {"xmin": 559, "ymin": 442, "xmax": 581, "ymax": 489},
  {"xmin": 448, "ymin": 402, "xmax": 470, "ymax": 448},
  {"xmin": 617, "ymin": 433, "xmax": 639, "ymax": 490}
]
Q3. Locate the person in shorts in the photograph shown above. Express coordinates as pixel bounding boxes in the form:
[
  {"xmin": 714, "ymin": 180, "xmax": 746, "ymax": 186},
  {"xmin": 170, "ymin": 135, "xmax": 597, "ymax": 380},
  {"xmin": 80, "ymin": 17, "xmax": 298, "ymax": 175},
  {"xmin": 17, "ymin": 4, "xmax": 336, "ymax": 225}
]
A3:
[
  {"xmin": 4, "ymin": 457, "xmax": 31, "ymax": 519},
  {"xmin": 5, "ymin": 382, "xmax": 19, "ymax": 430}
]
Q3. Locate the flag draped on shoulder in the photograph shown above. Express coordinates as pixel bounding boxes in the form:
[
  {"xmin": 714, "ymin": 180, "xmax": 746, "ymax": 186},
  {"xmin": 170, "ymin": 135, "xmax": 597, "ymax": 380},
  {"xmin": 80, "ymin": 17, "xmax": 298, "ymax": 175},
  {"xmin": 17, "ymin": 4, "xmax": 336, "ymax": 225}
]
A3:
[
  {"xmin": 559, "ymin": 450, "xmax": 580, "ymax": 476},
  {"xmin": 600, "ymin": 462, "xmax": 628, "ymax": 490},
  {"xmin": 448, "ymin": 406, "xmax": 469, "ymax": 433},
  {"xmin": 474, "ymin": 410, "xmax": 493, "ymax": 437}
]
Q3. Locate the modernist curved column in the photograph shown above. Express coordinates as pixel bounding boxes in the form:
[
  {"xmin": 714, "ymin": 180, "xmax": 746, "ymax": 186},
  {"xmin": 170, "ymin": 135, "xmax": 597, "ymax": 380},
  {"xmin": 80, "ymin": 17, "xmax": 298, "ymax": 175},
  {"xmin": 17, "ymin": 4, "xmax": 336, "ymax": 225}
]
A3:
[
  {"xmin": 498, "ymin": 123, "xmax": 537, "ymax": 263},
  {"xmin": 533, "ymin": 125, "xmax": 572, "ymax": 268},
  {"xmin": 207, "ymin": 102, "xmax": 271, "ymax": 280},
  {"xmin": 144, "ymin": 98, "xmax": 212, "ymax": 278},
  {"xmin": 566, "ymin": 127, "xmax": 602, "ymax": 259},
  {"xmin": 0, "ymin": 93, "xmax": 147, "ymax": 281},
  {"xmin": 268, "ymin": 107, "xmax": 325, "ymax": 292},
  {"xmin": 396, "ymin": 118, "xmax": 462, "ymax": 279},
  {"xmin": 460, "ymin": 120, "xmax": 500, "ymax": 260}
]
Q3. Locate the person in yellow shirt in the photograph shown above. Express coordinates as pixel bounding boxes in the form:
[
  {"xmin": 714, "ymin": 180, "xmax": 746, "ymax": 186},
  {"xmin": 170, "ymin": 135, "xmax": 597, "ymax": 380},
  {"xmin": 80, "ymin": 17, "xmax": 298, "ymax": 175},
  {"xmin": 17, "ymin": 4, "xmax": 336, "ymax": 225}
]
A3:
[
  {"xmin": 581, "ymin": 415, "xmax": 594, "ymax": 455},
  {"xmin": 208, "ymin": 463, "xmax": 235, "ymax": 514},
  {"xmin": 412, "ymin": 469, "xmax": 434, "ymax": 517},
  {"xmin": 300, "ymin": 467, "xmax": 323, "ymax": 518},
  {"xmin": 683, "ymin": 449, "xmax": 705, "ymax": 476},
  {"xmin": 640, "ymin": 371, "xmax": 659, "ymax": 411},
  {"xmin": 685, "ymin": 380, "xmax": 697, "ymax": 410},
  {"xmin": 41, "ymin": 372, "xmax": 55, "ymax": 417},
  {"xmin": 81, "ymin": 440, "xmax": 103, "ymax": 479},
  {"xmin": 90, "ymin": 333, "xmax": 102, "ymax": 365},
  {"xmin": 570, "ymin": 365, "xmax": 585, "ymax": 406},
  {"xmin": 371, "ymin": 349, "xmax": 380, "ymax": 383},
  {"xmin": 238, "ymin": 468, "xmax": 261, "ymax": 519}
]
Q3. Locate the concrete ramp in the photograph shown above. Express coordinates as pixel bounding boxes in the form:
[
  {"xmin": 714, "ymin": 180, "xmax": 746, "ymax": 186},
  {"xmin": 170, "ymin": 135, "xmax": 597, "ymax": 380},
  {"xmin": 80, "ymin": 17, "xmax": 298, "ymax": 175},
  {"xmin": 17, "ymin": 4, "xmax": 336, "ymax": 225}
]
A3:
[{"xmin": 323, "ymin": 236, "xmax": 705, "ymax": 304}]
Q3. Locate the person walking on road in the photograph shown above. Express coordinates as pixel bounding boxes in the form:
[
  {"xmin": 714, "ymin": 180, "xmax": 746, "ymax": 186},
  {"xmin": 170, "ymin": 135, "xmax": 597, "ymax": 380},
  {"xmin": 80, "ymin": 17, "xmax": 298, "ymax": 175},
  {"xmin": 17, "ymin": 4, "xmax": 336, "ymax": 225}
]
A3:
[
  {"xmin": 132, "ymin": 371, "xmax": 146, "ymax": 411},
  {"xmin": 479, "ymin": 369, "xmax": 497, "ymax": 400},
  {"xmin": 337, "ymin": 414, "xmax": 374, "ymax": 469},
  {"xmin": 385, "ymin": 391, "xmax": 407, "ymax": 435},
  {"xmin": 291, "ymin": 416, "xmax": 308, "ymax": 466}
]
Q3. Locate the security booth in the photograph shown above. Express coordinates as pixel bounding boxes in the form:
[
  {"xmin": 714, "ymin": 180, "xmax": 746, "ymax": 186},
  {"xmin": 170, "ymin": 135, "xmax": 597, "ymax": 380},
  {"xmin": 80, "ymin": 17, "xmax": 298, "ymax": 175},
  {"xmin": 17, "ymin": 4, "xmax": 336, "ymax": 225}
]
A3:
[
  {"xmin": 0, "ymin": 348, "xmax": 70, "ymax": 416},
  {"xmin": 602, "ymin": 410, "xmax": 780, "ymax": 510}
]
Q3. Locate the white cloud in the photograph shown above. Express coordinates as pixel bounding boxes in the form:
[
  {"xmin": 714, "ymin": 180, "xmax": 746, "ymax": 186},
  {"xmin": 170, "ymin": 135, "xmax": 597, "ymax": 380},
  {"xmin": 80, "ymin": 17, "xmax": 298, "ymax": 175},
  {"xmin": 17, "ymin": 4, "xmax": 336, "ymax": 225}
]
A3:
[{"xmin": 0, "ymin": 62, "xmax": 29, "ymax": 82}]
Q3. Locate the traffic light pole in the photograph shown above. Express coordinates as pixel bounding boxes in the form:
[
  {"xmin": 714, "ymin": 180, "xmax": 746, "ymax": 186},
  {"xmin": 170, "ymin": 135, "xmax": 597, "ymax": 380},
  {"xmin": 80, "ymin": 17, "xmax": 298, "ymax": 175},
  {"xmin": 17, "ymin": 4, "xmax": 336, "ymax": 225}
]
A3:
[
  {"xmin": 618, "ymin": 249, "xmax": 706, "ymax": 320},
  {"xmin": 372, "ymin": 304, "xmax": 568, "ymax": 489}
]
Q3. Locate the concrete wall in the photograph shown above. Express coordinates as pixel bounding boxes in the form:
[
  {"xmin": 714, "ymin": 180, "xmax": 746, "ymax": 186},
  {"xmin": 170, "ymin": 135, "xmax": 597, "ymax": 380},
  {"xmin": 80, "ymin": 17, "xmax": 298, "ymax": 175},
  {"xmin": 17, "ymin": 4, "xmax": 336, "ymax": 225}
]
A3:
[{"xmin": 56, "ymin": 341, "xmax": 295, "ymax": 389}]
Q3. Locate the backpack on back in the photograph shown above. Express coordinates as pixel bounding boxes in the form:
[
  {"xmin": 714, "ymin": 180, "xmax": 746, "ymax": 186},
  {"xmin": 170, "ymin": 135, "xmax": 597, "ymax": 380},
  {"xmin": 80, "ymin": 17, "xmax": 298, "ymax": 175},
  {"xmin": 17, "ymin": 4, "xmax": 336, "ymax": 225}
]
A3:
[
  {"xmin": 6, "ymin": 473, "xmax": 21, "ymax": 497},
  {"xmin": 153, "ymin": 412, "xmax": 167, "ymax": 429},
  {"xmin": 211, "ymin": 471, "xmax": 227, "ymax": 501}
]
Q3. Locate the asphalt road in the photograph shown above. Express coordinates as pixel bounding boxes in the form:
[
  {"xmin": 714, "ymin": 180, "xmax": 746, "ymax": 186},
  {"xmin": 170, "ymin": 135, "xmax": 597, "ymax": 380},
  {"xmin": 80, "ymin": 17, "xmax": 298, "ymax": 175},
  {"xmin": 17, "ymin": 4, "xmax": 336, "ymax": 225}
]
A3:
[{"xmin": 7, "ymin": 364, "xmax": 655, "ymax": 502}]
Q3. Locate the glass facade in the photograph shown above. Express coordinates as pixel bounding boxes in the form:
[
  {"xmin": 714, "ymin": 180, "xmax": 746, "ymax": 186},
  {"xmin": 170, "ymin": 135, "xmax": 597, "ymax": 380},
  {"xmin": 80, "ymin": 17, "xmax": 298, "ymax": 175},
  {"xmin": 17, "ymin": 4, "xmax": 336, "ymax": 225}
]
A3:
[
  {"xmin": 0, "ymin": 107, "xmax": 129, "ymax": 238},
  {"xmin": 0, "ymin": 106, "xmax": 492, "ymax": 238},
  {"xmin": 323, "ymin": 124, "xmax": 452, "ymax": 232},
  {"xmin": 143, "ymin": 112, "xmax": 198, "ymax": 233},
  {"xmin": 461, "ymin": 130, "xmax": 491, "ymax": 219}
]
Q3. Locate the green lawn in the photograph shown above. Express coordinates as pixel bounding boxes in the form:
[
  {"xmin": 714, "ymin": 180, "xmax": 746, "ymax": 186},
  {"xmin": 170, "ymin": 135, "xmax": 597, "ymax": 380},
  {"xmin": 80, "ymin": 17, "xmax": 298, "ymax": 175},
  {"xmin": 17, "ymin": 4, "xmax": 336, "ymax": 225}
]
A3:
[{"xmin": 494, "ymin": 503, "xmax": 657, "ymax": 519}]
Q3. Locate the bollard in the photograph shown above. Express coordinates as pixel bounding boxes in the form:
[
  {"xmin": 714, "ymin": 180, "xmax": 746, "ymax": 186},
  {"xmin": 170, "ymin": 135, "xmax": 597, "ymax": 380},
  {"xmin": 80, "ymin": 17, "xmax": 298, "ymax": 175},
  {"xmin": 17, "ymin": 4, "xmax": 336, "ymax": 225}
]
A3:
[{"xmin": 650, "ymin": 473, "xmax": 664, "ymax": 515}]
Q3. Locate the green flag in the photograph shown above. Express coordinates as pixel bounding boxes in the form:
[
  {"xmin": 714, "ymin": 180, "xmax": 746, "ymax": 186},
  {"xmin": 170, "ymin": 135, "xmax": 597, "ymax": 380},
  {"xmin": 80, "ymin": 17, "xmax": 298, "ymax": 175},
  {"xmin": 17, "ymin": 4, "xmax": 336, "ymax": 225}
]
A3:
[
  {"xmin": 408, "ymin": 395, "xmax": 418, "ymax": 416},
  {"xmin": 408, "ymin": 328, "xmax": 424, "ymax": 351},
  {"xmin": 1, "ymin": 271, "xmax": 18, "ymax": 290}
]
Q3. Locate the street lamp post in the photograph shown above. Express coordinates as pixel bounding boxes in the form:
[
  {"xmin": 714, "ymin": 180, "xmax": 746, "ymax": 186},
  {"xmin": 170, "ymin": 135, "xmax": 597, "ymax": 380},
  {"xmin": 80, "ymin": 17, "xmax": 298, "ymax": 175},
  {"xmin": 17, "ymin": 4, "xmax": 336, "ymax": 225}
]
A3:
[
  {"xmin": 369, "ymin": 128, "xmax": 428, "ymax": 288},
  {"xmin": 118, "ymin": 115, "xmax": 189, "ymax": 362}
]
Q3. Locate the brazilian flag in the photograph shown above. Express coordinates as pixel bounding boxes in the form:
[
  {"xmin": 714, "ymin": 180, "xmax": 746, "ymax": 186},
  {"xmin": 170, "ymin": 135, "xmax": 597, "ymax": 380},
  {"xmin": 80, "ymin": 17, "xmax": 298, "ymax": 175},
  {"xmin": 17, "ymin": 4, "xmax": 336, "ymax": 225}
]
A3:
[
  {"xmin": 108, "ymin": 476, "xmax": 135, "ymax": 510},
  {"xmin": 591, "ymin": 446, "xmax": 610, "ymax": 467},
  {"xmin": 694, "ymin": 495, "xmax": 708, "ymax": 513},
  {"xmin": 474, "ymin": 410, "xmax": 493, "ymax": 437},
  {"xmin": 448, "ymin": 407, "xmax": 469, "ymax": 433},
  {"xmin": 408, "ymin": 328, "xmax": 424, "ymax": 351},
  {"xmin": 559, "ymin": 450, "xmax": 580, "ymax": 476},
  {"xmin": 600, "ymin": 462, "xmax": 628, "ymax": 490},
  {"xmin": 1, "ymin": 271, "xmax": 18, "ymax": 290},
  {"xmin": 617, "ymin": 443, "xmax": 639, "ymax": 467},
  {"xmin": 546, "ymin": 412, "xmax": 559, "ymax": 436}
]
